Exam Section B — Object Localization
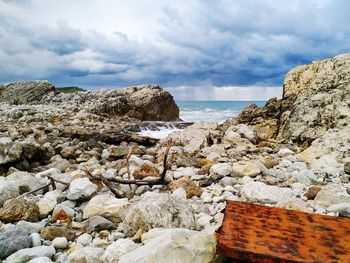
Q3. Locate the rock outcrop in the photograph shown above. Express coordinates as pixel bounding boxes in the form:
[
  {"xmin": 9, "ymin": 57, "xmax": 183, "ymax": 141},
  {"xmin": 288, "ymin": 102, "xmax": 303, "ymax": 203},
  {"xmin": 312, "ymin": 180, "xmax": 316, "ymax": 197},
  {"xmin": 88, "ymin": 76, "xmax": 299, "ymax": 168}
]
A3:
[
  {"xmin": 0, "ymin": 81, "xmax": 179, "ymax": 121},
  {"xmin": 0, "ymin": 81, "xmax": 55, "ymax": 104}
]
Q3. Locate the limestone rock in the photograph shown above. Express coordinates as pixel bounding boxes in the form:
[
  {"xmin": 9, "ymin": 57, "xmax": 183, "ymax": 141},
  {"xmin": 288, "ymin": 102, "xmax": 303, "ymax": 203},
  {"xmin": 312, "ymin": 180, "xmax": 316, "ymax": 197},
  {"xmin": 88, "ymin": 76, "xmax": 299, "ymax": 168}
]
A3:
[
  {"xmin": 7, "ymin": 172, "xmax": 49, "ymax": 194},
  {"xmin": 4, "ymin": 246, "xmax": 55, "ymax": 263},
  {"xmin": 37, "ymin": 191, "xmax": 59, "ymax": 217},
  {"xmin": 279, "ymin": 53, "xmax": 350, "ymax": 146},
  {"xmin": 123, "ymin": 192, "xmax": 195, "ymax": 236},
  {"xmin": 225, "ymin": 124, "xmax": 259, "ymax": 144},
  {"xmin": 0, "ymin": 179, "xmax": 20, "ymax": 207},
  {"xmin": 51, "ymin": 204, "xmax": 75, "ymax": 222},
  {"xmin": 241, "ymin": 178, "xmax": 294, "ymax": 204},
  {"xmin": 66, "ymin": 247, "xmax": 104, "ymax": 263},
  {"xmin": 119, "ymin": 228, "xmax": 216, "ymax": 263},
  {"xmin": 0, "ymin": 137, "xmax": 22, "ymax": 165},
  {"xmin": 27, "ymin": 257, "xmax": 53, "ymax": 263},
  {"xmin": 0, "ymin": 80, "xmax": 55, "ymax": 104},
  {"xmin": 83, "ymin": 194, "xmax": 129, "ymax": 223},
  {"xmin": 314, "ymin": 185, "xmax": 350, "ymax": 207},
  {"xmin": 166, "ymin": 177, "xmax": 203, "ymax": 198},
  {"xmin": 67, "ymin": 178, "xmax": 97, "ymax": 200},
  {"xmin": 0, "ymin": 228, "xmax": 32, "ymax": 259},
  {"xmin": 17, "ymin": 220, "xmax": 47, "ymax": 234},
  {"xmin": 102, "ymin": 239, "xmax": 139, "ymax": 263},
  {"xmin": 0, "ymin": 198, "xmax": 40, "ymax": 223},
  {"xmin": 51, "ymin": 237, "xmax": 67, "ymax": 249},
  {"xmin": 210, "ymin": 163, "xmax": 232, "ymax": 180},
  {"xmin": 231, "ymin": 162, "xmax": 261, "ymax": 177},
  {"xmin": 276, "ymin": 198, "xmax": 309, "ymax": 213}
]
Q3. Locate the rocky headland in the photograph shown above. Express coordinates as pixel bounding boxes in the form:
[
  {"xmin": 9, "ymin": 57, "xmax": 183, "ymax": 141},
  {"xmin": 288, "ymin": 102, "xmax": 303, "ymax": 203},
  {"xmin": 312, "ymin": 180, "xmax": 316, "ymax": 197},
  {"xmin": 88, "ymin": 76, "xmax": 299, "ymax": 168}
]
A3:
[{"xmin": 0, "ymin": 53, "xmax": 349, "ymax": 263}]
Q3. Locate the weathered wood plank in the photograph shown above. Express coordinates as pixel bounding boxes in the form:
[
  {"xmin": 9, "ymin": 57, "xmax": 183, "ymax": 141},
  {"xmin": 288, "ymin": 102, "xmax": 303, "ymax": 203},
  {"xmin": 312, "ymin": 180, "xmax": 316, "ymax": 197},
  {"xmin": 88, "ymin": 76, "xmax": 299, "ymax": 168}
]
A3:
[{"xmin": 216, "ymin": 201, "xmax": 350, "ymax": 263}]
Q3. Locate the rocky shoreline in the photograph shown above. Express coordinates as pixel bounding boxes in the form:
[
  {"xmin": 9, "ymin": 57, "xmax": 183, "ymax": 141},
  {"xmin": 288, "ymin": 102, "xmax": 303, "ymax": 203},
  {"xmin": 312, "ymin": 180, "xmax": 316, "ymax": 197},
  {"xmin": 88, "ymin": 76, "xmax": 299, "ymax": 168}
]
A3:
[{"xmin": 0, "ymin": 53, "xmax": 349, "ymax": 263}]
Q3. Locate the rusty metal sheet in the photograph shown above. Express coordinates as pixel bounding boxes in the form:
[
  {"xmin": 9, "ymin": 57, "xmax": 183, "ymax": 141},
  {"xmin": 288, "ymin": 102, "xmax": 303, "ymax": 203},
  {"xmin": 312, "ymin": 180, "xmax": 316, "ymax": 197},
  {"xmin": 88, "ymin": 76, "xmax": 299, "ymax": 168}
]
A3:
[{"xmin": 216, "ymin": 201, "xmax": 350, "ymax": 263}]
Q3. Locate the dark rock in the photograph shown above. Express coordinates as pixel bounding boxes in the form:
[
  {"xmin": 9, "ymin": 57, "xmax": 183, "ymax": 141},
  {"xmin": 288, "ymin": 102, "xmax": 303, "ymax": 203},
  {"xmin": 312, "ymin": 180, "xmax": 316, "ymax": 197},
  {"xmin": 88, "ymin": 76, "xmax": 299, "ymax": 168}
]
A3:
[
  {"xmin": 82, "ymin": 216, "xmax": 116, "ymax": 233},
  {"xmin": 304, "ymin": 186, "xmax": 322, "ymax": 200},
  {"xmin": 344, "ymin": 162, "xmax": 350, "ymax": 175},
  {"xmin": 0, "ymin": 228, "xmax": 32, "ymax": 259}
]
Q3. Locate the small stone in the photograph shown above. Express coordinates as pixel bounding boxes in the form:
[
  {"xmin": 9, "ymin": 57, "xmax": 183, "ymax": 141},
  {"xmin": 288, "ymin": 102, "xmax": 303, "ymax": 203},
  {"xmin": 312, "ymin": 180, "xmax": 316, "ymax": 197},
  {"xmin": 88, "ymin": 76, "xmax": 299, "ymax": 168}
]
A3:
[
  {"xmin": 166, "ymin": 177, "xmax": 203, "ymax": 198},
  {"xmin": 52, "ymin": 237, "xmax": 67, "ymax": 249},
  {"xmin": 231, "ymin": 162, "xmax": 261, "ymax": 177},
  {"xmin": 304, "ymin": 186, "xmax": 322, "ymax": 200},
  {"xmin": 67, "ymin": 178, "xmax": 97, "ymax": 201},
  {"xmin": 37, "ymin": 192, "xmax": 58, "ymax": 217},
  {"xmin": 66, "ymin": 247, "xmax": 104, "ymax": 263},
  {"xmin": 82, "ymin": 216, "xmax": 116, "ymax": 233},
  {"xmin": 83, "ymin": 194, "xmax": 129, "ymax": 223},
  {"xmin": 99, "ymin": 230, "xmax": 110, "ymax": 238},
  {"xmin": 52, "ymin": 204, "xmax": 75, "ymax": 222},
  {"xmin": 76, "ymin": 233, "xmax": 92, "ymax": 246},
  {"xmin": 40, "ymin": 226, "xmax": 75, "ymax": 241},
  {"xmin": 277, "ymin": 148, "xmax": 294, "ymax": 157}
]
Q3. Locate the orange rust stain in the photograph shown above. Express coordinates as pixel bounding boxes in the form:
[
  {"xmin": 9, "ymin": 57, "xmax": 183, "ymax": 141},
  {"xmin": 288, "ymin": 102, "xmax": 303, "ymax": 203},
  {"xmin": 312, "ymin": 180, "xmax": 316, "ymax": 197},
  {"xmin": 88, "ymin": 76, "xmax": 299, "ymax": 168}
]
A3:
[{"xmin": 216, "ymin": 201, "xmax": 350, "ymax": 263}]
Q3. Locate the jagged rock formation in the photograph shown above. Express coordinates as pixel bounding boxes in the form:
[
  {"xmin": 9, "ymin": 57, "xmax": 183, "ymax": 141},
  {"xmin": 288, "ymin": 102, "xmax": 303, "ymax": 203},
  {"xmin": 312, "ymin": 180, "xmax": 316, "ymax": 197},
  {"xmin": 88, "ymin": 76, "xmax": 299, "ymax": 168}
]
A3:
[
  {"xmin": 0, "ymin": 81, "xmax": 55, "ymax": 104},
  {"xmin": 0, "ymin": 81, "xmax": 179, "ymax": 121}
]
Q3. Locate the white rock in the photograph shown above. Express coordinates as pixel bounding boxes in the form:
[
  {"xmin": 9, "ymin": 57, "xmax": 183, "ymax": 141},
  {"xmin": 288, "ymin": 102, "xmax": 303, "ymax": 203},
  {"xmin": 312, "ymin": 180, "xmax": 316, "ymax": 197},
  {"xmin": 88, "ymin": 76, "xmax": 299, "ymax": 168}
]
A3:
[
  {"xmin": 327, "ymin": 203, "xmax": 350, "ymax": 213},
  {"xmin": 291, "ymin": 170, "xmax": 317, "ymax": 186},
  {"xmin": 30, "ymin": 233, "xmax": 42, "ymax": 247},
  {"xmin": 17, "ymin": 220, "xmax": 47, "ymax": 234},
  {"xmin": 83, "ymin": 194, "xmax": 129, "ymax": 223},
  {"xmin": 232, "ymin": 162, "xmax": 261, "ymax": 177},
  {"xmin": 210, "ymin": 163, "xmax": 232, "ymax": 179},
  {"xmin": 27, "ymin": 257, "xmax": 53, "ymax": 263},
  {"xmin": 196, "ymin": 214, "xmax": 213, "ymax": 229},
  {"xmin": 172, "ymin": 188, "xmax": 187, "ymax": 200},
  {"xmin": 51, "ymin": 237, "xmax": 67, "ymax": 249},
  {"xmin": 7, "ymin": 171, "xmax": 49, "ymax": 194},
  {"xmin": 76, "ymin": 233, "xmax": 92, "ymax": 246},
  {"xmin": 123, "ymin": 192, "xmax": 195, "ymax": 236},
  {"xmin": 173, "ymin": 167, "xmax": 197, "ymax": 179},
  {"xmin": 66, "ymin": 247, "xmax": 104, "ymax": 263},
  {"xmin": 241, "ymin": 178, "xmax": 294, "ymax": 204},
  {"xmin": 52, "ymin": 204, "xmax": 75, "ymax": 222},
  {"xmin": 119, "ymin": 228, "xmax": 216, "ymax": 263},
  {"xmin": 278, "ymin": 148, "xmax": 294, "ymax": 157},
  {"xmin": 314, "ymin": 185, "xmax": 350, "ymax": 207},
  {"xmin": 67, "ymin": 178, "xmax": 97, "ymax": 200},
  {"xmin": 102, "ymin": 239, "xmax": 139, "ymax": 263},
  {"xmin": 0, "ymin": 179, "xmax": 20, "ymax": 207},
  {"xmin": 37, "ymin": 192, "xmax": 59, "ymax": 216},
  {"xmin": 4, "ymin": 246, "xmax": 55, "ymax": 263}
]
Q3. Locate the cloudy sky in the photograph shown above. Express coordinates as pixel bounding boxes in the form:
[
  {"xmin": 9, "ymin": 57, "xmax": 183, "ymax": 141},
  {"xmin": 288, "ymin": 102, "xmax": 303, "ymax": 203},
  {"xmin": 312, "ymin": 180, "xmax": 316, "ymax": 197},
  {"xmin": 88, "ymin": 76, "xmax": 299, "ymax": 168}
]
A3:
[{"xmin": 0, "ymin": 0, "xmax": 349, "ymax": 100}]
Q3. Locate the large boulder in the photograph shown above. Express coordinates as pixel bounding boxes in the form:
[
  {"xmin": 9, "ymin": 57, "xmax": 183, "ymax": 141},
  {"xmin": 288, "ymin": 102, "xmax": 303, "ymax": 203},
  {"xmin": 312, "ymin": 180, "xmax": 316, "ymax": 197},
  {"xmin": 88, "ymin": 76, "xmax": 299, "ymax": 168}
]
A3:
[
  {"xmin": 123, "ymin": 192, "xmax": 195, "ymax": 237},
  {"xmin": 278, "ymin": 53, "xmax": 350, "ymax": 146},
  {"xmin": 0, "ymin": 80, "xmax": 55, "ymax": 104},
  {"xmin": 0, "ymin": 228, "xmax": 32, "ymax": 259},
  {"xmin": 119, "ymin": 228, "xmax": 216, "ymax": 263}
]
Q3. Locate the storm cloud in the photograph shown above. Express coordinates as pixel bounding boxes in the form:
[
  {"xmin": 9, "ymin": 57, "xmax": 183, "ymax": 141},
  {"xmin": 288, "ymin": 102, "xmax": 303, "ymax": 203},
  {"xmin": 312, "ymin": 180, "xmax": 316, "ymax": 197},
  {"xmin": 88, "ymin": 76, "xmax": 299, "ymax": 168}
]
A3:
[{"xmin": 0, "ymin": 0, "xmax": 349, "ymax": 100}]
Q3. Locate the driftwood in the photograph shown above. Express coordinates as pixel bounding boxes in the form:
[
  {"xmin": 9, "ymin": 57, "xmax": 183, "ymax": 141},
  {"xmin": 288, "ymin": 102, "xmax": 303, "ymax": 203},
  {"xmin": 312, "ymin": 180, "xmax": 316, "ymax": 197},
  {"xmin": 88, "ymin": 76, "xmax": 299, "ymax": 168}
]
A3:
[
  {"xmin": 24, "ymin": 143, "xmax": 172, "ymax": 199},
  {"xmin": 86, "ymin": 143, "xmax": 172, "ymax": 198}
]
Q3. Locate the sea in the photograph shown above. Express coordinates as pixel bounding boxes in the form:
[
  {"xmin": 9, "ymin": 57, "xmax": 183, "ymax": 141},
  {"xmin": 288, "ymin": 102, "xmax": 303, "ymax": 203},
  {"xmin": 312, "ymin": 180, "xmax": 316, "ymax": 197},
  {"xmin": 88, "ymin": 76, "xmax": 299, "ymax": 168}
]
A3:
[{"xmin": 138, "ymin": 101, "xmax": 266, "ymax": 138}]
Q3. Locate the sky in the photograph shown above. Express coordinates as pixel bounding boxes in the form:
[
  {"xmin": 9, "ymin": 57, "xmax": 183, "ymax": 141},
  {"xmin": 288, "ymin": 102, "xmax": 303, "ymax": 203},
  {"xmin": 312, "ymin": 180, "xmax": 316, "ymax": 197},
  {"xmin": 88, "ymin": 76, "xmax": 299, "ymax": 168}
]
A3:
[{"xmin": 0, "ymin": 0, "xmax": 349, "ymax": 100}]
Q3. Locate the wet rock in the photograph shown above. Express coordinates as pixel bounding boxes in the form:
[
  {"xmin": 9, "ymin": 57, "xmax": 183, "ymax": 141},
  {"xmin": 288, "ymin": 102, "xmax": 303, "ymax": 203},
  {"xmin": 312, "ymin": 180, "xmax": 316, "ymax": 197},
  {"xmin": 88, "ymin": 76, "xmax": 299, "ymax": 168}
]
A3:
[
  {"xmin": 83, "ymin": 194, "xmax": 129, "ymax": 223},
  {"xmin": 123, "ymin": 192, "xmax": 195, "ymax": 236},
  {"xmin": 0, "ymin": 228, "xmax": 32, "ymax": 259},
  {"xmin": 102, "ymin": 239, "xmax": 139, "ymax": 263},
  {"xmin": 67, "ymin": 178, "xmax": 97, "ymax": 201},
  {"xmin": 66, "ymin": 247, "xmax": 104, "ymax": 263},
  {"xmin": 119, "ymin": 228, "xmax": 216, "ymax": 263},
  {"xmin": 4, "ymin": 245, "xmax": 55, "ymax": 263},
  {"xmin": 166, "ymin": 177, "xmax": 203, "ymax": 198},
  {"xmin": 0, "ymin": 198, "xmax": 40, "ymax": 223},
  {"xmin": 40, "ymin": 226, "xmax": 75, "ymax": 241}
]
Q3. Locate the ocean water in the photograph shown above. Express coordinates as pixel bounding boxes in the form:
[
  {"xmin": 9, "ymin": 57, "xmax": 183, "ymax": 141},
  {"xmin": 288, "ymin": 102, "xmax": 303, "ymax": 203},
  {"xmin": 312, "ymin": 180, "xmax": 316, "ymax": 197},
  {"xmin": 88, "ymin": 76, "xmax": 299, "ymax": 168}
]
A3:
[
  {"xmin": 138, "ymin": 101, "xmax": 266, "ymax": 139},
  {"xmin": 177, "ymin": 101, "xmax": 266, "ymax": 123}
]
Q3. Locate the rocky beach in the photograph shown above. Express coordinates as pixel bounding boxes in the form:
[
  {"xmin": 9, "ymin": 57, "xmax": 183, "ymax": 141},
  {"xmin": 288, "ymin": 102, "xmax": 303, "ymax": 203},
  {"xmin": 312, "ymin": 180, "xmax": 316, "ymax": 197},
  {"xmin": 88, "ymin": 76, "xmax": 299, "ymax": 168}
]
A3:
[{"xmin": 0, "ymin": 53, "xmax": 349, "ymax": 263}]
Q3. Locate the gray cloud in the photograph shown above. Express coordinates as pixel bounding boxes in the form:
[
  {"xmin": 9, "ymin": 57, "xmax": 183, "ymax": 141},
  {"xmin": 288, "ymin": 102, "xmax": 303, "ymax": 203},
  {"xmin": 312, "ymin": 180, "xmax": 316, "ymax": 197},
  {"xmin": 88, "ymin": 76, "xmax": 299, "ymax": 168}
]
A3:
[{"xmin": 0, "ymin": 0, "xmax": 349, "ymax": 99}]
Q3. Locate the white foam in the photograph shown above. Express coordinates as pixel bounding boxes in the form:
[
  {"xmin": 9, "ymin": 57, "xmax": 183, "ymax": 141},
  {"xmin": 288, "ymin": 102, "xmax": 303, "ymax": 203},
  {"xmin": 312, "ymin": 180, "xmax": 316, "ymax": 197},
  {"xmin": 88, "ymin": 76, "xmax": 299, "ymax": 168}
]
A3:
[
  {"xmin": 137, "ymin": 127, "xmax": 180, "ymax": 139},
  {"xmin": 180, "ymin": 108, "xmax": 239, "ymax": 123}
]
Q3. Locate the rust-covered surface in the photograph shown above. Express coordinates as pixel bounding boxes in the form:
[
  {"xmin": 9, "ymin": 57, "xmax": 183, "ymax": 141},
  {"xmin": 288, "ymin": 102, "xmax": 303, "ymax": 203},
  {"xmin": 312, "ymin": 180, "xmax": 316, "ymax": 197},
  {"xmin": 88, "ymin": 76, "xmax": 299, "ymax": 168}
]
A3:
[{"xmin": 216, "ymin": 201, "xmax": 350, "ymax": 262}]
